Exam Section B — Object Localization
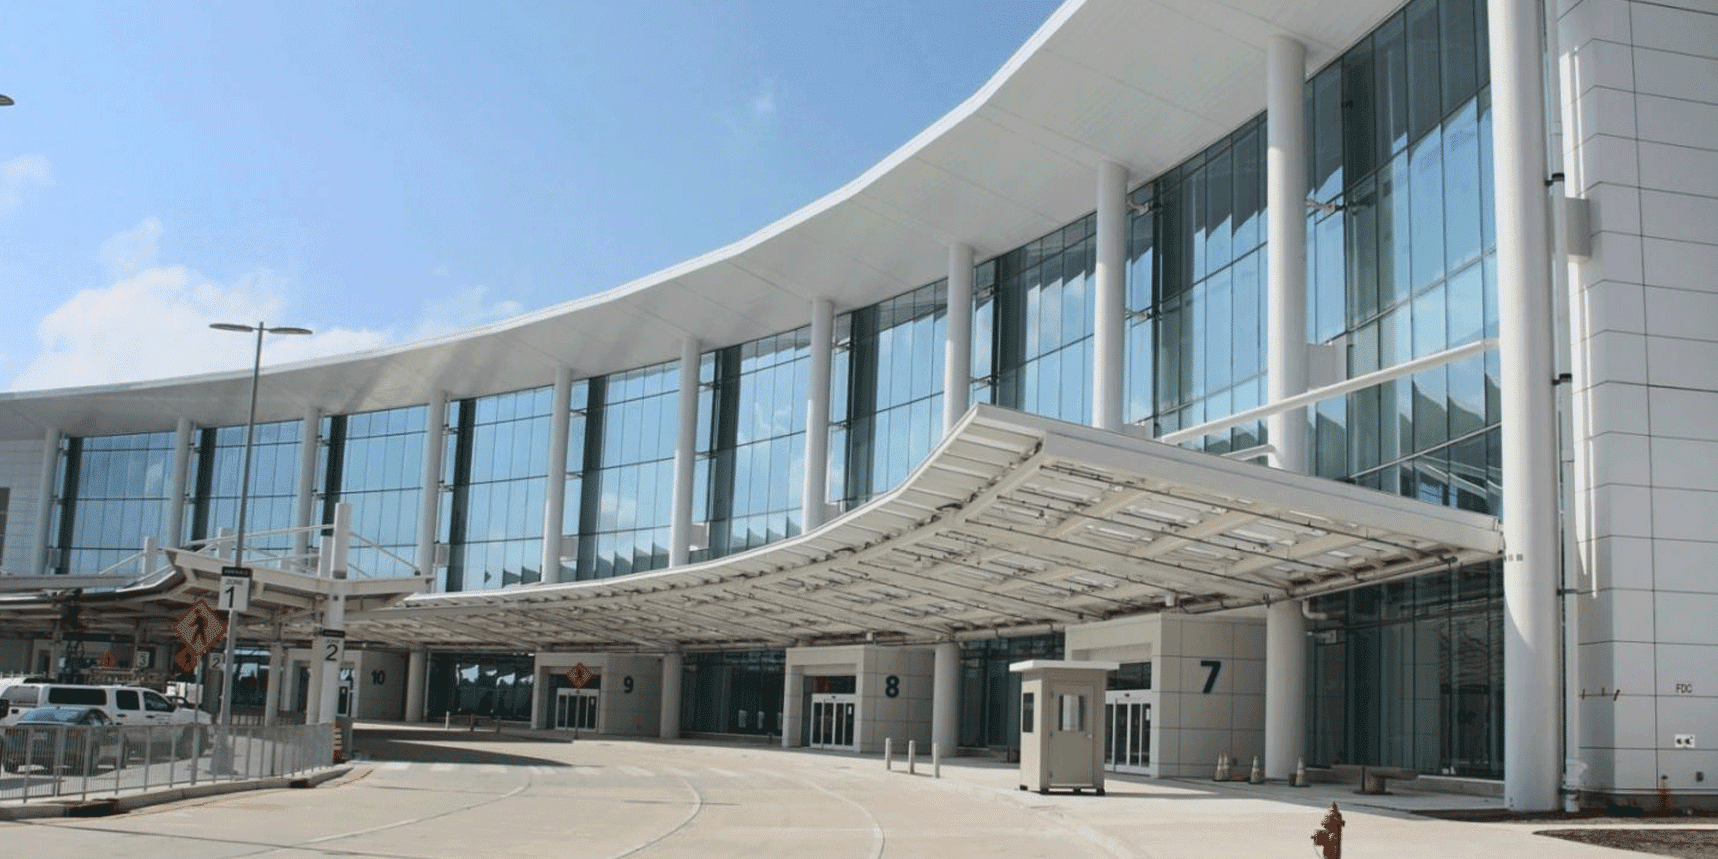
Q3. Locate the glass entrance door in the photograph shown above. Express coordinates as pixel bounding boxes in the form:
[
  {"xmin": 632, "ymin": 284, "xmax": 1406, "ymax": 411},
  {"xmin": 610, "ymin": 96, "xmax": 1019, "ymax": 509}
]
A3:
[
  {"xmin": 1104, "ymin": 689, "xmax": 1151, "ymax": 773},
  {"xmin": 808, "ymin": 693, "xmax": 856, "ymax": 750},
  {"xmin": 555, "ymin": 688, "xmax": 599, "ymax": 731}
]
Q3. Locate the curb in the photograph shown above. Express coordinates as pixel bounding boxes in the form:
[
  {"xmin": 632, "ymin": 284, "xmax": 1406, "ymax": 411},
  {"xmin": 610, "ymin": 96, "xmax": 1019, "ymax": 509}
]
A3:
[{"xmin": 0, "ymin": 767, "xmax": 354, "ymax": 820}]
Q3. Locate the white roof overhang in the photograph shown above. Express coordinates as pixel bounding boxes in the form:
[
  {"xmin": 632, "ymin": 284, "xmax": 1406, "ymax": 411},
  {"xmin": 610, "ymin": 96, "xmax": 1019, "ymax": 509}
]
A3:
[
  {"xmin": 0, "ymin": 0, "xmax": 1401, "ymax": 440},
  {"xmin": 0, "ymin": 552, "xmax": 426, "ymax": 646},
  {"xmin": 346, "ymin": 405, "xmax": 1501, "ymax": 652}
]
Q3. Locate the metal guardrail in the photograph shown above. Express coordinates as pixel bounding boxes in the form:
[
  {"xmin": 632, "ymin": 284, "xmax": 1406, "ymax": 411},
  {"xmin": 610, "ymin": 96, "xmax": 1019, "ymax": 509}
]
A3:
[{"xmin": 1, "ymin": 722, "xmax": 334, "ymax": 804}]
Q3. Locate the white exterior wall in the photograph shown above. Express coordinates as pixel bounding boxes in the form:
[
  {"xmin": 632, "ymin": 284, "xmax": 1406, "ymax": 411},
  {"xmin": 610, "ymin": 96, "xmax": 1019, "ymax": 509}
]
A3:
[
  {"xmin": 349, "ymin": 650, "xmax": 408, "ymax": 721},
  {"xmin": 1155, "ymin": 613, "xmax": 1266, "ymax": 778},
  {"xmin": 784, "ymin": 644, "xmax": 932, "ymax": 754},
  {"xmin": 1066, "ymin": 612, "xmax": 1266, "ymax": 779},
  {"xmin": 0, "ymin": 438, "xmax": 47, "ymax": 575},
  {"xmin": 533, "ymin": 651, "xmax": 661, "ymax": 736},
  {"xmin": 1558, "ymin": 0, "xmax": 1718, "ymax": 799}
]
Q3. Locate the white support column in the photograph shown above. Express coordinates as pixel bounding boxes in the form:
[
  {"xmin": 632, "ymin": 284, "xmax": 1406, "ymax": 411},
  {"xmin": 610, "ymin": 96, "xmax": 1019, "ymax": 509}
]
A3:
[
  {"xmin": 669, "ymin": 339, "xmax": 701, "ymax": 567},
  {"xmin": 263, "ymin": 643, "xmax": 285, "ymax": 727},
  {"xmin": 541, "ymin": 367, "xmax": 574, "ymax": 584},
  {"xmin": 659, "ymin": 650, "xmax": 682, "ymax": 739},
  {"xmin": 803, "ymin": 299, "xmax": 835, "ymax": 530},
  {"xmin": 33, "ymin": 428, "xmax": 60, "ymax": 576},
  {"xmin": 1488, "ymin": 0, "xmax": 1560, "ymax": 813},
  {"xmin": 943, "ymin": 244, "xmax": 975, "ymax": 433},
  {"xmin": 1264, "ymin": 35, "xmax": 1311, "ymax": 786},
  {"xmin": 931, "ymin": 641, "xmax": 960, "ymax": 756},
  {"xmin": 404, "ymin": 648, "xmax": 428, "ymax": 723},
  {"xmin": 317, "ymin": 503, "xmax": 352, "ymax": 726},
  {"xmin": 416, "ymin": 391, "xmax": 448, "ymax": 584},
  {"xmin": 167, "ymin": 418, "xmax": 193, "ymax": 549},
  {"xmin": 1264, "ymin": 601, "xmax": 1305, "ymax": 779},
  {"xmin": 1266, "ymin": 35, "xmax": 1310, "ymax": 474},
  {"xmin": 292, "ymin": 407, "xmax": 321, "ymax": 565},
  {"xmin": 1093, "ymin": 161, "xmax": 1128, "ymax": 432}
]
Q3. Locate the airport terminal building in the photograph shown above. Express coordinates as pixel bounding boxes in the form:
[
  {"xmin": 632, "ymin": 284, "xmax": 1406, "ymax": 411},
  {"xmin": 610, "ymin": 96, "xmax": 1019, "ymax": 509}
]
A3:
[{"xmin": 1, "ymin": 0, "xmax": 1714, "ymax": 812}]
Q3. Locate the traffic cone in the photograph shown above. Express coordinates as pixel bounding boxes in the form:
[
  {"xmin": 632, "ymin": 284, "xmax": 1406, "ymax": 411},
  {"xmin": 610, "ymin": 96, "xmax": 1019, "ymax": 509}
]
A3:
[
  {"xmin": 1249, "ymin": 755, "xmax": 1265, "ymax": 784},
  {"xmin": 1214, "ymin": 753, "xmax": 1230, "ymax": 781},
  {"xmin": 1294, "ymin": 756, "xmax": 1309, "ymax": 787}
]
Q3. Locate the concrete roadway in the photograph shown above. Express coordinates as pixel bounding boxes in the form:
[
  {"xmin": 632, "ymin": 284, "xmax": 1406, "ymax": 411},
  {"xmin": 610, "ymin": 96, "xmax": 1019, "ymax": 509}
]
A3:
[{"xmin": 0, "ymin": 722, "xmax": 1706, "ymax": 858}]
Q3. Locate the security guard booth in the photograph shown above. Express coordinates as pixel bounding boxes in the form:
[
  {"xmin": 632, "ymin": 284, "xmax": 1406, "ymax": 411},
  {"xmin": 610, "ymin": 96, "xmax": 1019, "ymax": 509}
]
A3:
[{"xmin": 1011, "ymin": 660, "xmax": 1117, "ymax": 794}]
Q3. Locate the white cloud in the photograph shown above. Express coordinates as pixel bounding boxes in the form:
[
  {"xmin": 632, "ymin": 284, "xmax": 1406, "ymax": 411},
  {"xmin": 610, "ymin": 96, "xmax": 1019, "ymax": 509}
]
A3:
[
  {"xmin": 406, "ymin": 283, "xmax": 525, "ymax": 342},
  {"xmin": 5, "ymin": 220, "xmax": 531, "ymax": 393},
  {"xmin": 1, "ymin": 153, "xmax": 52, "ymax": 215},
  {"xmin": 98, "ymin": 216, "xmax": 164, "ymax": 279},
  {"xmin": 748, "ymin": 80, "xmax": 777, "ymax": 119}
]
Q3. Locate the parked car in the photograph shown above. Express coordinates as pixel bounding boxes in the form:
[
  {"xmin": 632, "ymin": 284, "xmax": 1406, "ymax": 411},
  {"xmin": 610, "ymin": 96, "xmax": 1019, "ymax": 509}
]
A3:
[
  {"xmin": 0, "ymin": 682, "xmax": 212, "ymax": 730},
  {"xmin": 1, "ymin": 706, "xmax": 123, "ymax": 774}
]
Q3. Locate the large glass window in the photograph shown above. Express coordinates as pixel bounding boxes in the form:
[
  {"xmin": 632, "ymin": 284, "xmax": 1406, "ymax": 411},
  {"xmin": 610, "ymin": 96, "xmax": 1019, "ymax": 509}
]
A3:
[
  {"xmin": 52, "ymin": 431, "xmax": 177, "ymax": 575},
  {"xmin": 707, "ymin": 329, "xmax": 810, "ymax": 557},
  {"xmin": 576, "ymin": 362, "xmax": 677, "ymax": 580},
  {"xmin": 191, "ymin": 420, "xmax": 303, "ymax": 559},
  {"xmin": 1307, "ymin": 561, "xmax": 1502, "ymax": 778},
  {"xmin": 1141, "ymin": 118, "xmax": 1268, "ymax": 452},
  {"xmin": 983, "ymin": 217, "xmax": 1095, "ymax": 426},
  {"xmin": 444, "ymin": 387, "xmax": 550, "ymax": 591},
  {"xmin": 841, "ymin": 283, "xmax": 947, "ymax": 506},
  {"xmin": 321, "ymin": 405, "xmax": 425, "ymax": 578},
  {"xmin": 679, "ymin": 650, "xmax": 784, "ymax": 736}
]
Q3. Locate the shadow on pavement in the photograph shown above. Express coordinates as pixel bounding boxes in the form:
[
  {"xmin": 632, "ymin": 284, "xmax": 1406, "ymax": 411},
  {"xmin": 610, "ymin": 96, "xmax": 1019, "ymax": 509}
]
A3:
[{"xmin": 351, "ymin": 727, "xmax": 575, "ymax": 767}]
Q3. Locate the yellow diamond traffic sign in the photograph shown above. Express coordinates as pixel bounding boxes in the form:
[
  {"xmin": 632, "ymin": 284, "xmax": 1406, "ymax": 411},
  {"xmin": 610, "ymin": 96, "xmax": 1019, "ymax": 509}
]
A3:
[
  {"xmin": 173, "ymin": 599, "xmax": 226, "ymax": 657},
  {"xmin": 567, "ymin": 663, "xmax": 594, "ymax": 689}
]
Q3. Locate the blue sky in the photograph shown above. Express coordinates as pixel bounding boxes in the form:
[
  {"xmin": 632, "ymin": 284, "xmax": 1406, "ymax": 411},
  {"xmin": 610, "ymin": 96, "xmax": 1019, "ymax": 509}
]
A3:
[{"xmin": 0, "ymin": 0, "xmax": 1060, "ymax": 392}]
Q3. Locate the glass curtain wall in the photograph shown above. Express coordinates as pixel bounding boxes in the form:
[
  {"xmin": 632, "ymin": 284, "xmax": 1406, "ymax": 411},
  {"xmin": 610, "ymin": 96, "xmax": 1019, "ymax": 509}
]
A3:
[
  {"xmin": 191, "ymin": 420, "xmax": 303, "ymax": 558},
  {"xmin": 1294, "ymin": 0, "xmax": 1501, "ymax": 774},
  {"xmin": 575, "ymin": 361, "xmax": 677, "ymax": 579},
  {"xmin": 978, "ymin": 217, "xmax": 1096, "ymax": 425},
  {"xmin": 706, "ymin": 329, "xmax": 810, "ymax": 557},
  {"xmin": 319, "ymin": 405, "xmax": 426, "ymax": 578},
  {"xmin": 679, "ymin": 649, "xmax": 785, "ymax": 736},
  {"xmin": 958, "ymin": 633, "xmax": 1063, "ymax": 749},
  {"xmin": 443, "ymin": 387, "xmax": 550, "ymax": 591},
  {"xmin": 51, "ymin": 431, "xmax": 177, "ymax": 574},
  {"xmin": 840, "ymin": 283, "xmax": 947, "ymax": 507},
  {"xmin": 1305, "ymin": 560, "xmax": 1503, "ymax": 778},
  {"xmin": 425, "ymin": 653, "xmax": 535, "ymax": 720},
  {"xmin": 1141, "ymin": 118, "xmax": 1268, "ymax": 453}
]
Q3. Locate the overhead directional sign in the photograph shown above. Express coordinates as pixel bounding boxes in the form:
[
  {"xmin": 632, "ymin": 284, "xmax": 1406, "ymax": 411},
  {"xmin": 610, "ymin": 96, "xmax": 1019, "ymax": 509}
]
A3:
[
  {"xmin": 218, "ymin": 565, "xmax": 252, "ymax": 613},
  {"xmin": 174, "ymin": 599, "xmax": 226, "ymax": 657}
]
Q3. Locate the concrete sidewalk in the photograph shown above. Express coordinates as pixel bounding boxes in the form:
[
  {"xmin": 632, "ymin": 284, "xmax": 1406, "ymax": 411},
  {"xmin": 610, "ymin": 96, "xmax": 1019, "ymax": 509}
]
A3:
[{"xmin": 6, "ymin": 721, "xmax": 1713, "ymax": 858}]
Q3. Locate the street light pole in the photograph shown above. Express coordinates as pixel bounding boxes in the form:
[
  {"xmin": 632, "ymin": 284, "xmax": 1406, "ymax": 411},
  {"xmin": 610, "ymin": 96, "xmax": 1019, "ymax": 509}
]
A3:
[{"xmin": 209, "ymin": 321, "xmax": 311, "ymax": 766}]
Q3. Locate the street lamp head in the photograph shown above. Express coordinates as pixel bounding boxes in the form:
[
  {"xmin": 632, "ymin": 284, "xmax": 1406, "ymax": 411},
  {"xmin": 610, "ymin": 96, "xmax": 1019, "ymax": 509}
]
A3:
[
  {"xmin": 0, "ymin": 95, "xmax": 13, "ymax": 107},
  {"xmin": 209, "ymin": 322, "xmax": 314, "ymax": 336}
]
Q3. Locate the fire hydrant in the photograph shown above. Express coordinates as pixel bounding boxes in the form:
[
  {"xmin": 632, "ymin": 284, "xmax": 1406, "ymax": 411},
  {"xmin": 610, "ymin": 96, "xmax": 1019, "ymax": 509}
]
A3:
[{"xmin": 1311, "ymin": 802, "xmax": 1344, "ymax": 859}]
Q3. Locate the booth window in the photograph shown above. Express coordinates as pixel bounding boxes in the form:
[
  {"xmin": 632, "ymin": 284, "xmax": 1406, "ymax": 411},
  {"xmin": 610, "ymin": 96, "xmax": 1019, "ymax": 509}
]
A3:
[
  {"xmin": 1021, "ymin": 692, "xmax": 1035, "ymax": 733},
  {"xmin": 1059, "ymin": 693, "xmax": 1086, "ymax": 731}
]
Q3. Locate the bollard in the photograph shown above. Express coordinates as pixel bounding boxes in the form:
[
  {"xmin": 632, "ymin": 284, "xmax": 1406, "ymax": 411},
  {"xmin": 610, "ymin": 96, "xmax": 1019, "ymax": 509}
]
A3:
[
  {"xmin": 908, "ymin": 740, "xmax": 917, "ymax": 775},
  {"xmin": 884, "ymin": 737, "xmax": 892, "ymax": 771},
  {"xmin": 1311, "ymin": 802, "xmax": 1343, "ymax": 858},
  {"xmin": 933, "ymin": 742, "xmax": 941, "ymax": 779}
]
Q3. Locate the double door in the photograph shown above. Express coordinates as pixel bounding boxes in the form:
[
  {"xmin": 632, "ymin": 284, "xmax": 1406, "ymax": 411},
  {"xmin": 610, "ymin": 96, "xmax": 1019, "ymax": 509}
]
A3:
[
  {"xmin": 808, "ymin": 693, "xmax": 856, "ymax": 750},
  {"xmin": 1104, "ymin": 689, "xmax": 1151, "ymax": 773},
  {"xmin": 556, "ymin": 688, "xmax": 598, "ymax": 731}
]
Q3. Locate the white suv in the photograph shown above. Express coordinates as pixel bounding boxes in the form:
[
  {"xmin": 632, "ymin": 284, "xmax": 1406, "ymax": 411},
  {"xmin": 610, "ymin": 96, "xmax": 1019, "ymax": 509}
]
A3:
[{"xmin": 0, "ymin": 682, "xmax": 212, "ymax": 729}]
